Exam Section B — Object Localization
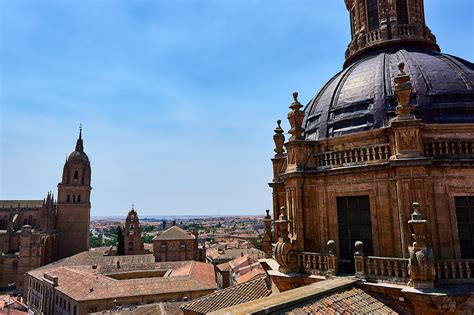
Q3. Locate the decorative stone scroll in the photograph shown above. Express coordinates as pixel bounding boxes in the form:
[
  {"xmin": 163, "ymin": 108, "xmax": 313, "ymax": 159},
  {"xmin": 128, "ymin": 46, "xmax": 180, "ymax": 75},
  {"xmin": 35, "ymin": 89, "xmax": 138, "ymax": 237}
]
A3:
[{"xmin": 273, "ymin": 206, "xmax": 298, "ymax": 273}]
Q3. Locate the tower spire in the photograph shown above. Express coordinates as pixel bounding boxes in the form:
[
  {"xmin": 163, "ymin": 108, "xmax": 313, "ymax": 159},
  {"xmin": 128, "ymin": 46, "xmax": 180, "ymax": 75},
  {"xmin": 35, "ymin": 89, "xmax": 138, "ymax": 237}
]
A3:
[{"xmin": 75, "ymin": 123, "xmax": 84, "ymax": 152}]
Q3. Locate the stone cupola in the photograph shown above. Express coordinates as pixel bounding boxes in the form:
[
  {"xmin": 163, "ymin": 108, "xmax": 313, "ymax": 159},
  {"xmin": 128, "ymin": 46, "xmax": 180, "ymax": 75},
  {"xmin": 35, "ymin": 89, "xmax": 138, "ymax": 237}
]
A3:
[{"xmin": 344, "ymin": 0, "xmax": 439, "ymax": 67}]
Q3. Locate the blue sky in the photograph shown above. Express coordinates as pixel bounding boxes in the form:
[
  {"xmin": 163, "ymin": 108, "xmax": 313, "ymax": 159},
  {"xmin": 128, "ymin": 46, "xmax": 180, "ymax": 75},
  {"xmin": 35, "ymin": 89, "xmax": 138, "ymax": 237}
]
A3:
[{"xmin": 1, "ymin": 0, "xmax": 473, "ymax": 216}]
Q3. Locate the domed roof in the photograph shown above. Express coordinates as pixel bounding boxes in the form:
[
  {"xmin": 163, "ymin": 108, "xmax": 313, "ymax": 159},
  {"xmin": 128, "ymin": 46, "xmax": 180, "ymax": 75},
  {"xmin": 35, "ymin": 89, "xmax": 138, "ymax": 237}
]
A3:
[
  {"xmin": 303, "ymin": 48, "xmax": 474, "ymax": 140},
  {"xmin": 68, "ymin": 150, "xmax": 89, "ymax": 163},
  {"xmin": 67, "ymin": 126, "xmax": 89, "ymax": 163}
]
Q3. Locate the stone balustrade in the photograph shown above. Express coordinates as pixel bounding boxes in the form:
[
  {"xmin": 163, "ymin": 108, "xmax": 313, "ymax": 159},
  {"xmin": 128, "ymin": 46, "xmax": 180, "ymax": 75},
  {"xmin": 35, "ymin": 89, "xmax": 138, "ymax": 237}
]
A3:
[
  {"xmin": 355, "ymin": 254, "xmax": 409, "ymax": 284},
  {"xmin": 366, "ymin": 29, "xmax": 382, "ymax": 45},
  {"xmin": 436, "ymin": 259, "xmax": 474, "ymax": 284},
  {"xmin": 424, "ymin": 140, "xmax": 474, "ymax": 159},
  {"xmin": 315, "ymin": 143, "xmax": 391, "ymax": 168},
  {"xmin": 365, "ymin": 256, "xmax": 409, "ymax": 283},
  {"xmin": 395, "ymin": 24, "xmax": 417, "ymax": 37},
  {"xmin": 297, "ymin": 250, "xmax": 338, "ymax": 277}
]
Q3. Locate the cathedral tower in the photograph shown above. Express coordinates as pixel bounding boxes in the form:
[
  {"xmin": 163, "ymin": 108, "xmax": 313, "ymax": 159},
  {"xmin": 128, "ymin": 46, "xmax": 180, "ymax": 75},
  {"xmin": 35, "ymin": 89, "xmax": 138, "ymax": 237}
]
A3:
[{"xmin": 57, "ymin": 126, "xmax": 92, "ymax": 259}]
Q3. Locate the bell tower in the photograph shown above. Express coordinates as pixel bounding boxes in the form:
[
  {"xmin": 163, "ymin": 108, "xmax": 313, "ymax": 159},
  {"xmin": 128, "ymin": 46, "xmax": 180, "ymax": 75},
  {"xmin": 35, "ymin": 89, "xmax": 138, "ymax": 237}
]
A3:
[
  {"xmin": 57, "ymin": 126, "xmax": 92, "ymax": 259},
  {"xmin": 344, "ymin": 0, "xmax": 439, "ymax": 66}
]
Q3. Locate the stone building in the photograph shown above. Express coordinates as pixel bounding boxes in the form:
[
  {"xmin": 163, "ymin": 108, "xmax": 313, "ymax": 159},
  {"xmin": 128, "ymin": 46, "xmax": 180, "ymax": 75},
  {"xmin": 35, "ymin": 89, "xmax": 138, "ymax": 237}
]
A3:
[
  {"xmin": 153, "ymin": 226, "xmax": 205, "ymax": 262},
  {"xmin": 0, "ymin": 128, "xmax": 91, "ymax": 289},
  {"xmin": 123, "ymin": 207, "xmax": 148, "ymax": 255},
  {"xmin": 25, "ymin": 249, "xmax": 216, "ymax": 315},
  {"xmin": 261, "ymin": 0, "xmax": 474, "ymax": 312}
]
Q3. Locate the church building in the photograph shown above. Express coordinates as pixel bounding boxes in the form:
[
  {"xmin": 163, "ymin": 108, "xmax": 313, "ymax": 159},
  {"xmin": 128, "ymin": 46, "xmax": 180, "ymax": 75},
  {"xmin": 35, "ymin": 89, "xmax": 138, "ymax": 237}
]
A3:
[
  {"xmin": 0, "ymin": 128, "xmax": 92, "ymax": 289},
  {"xmin": 259, "ymin": 0, "xmax": 474, "ymax": 312}
]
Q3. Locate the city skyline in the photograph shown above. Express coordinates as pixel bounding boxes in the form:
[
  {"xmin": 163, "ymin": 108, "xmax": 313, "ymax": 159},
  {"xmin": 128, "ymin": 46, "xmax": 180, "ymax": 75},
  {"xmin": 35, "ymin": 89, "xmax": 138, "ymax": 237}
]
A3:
[{"xmin": 1, "ymin": 0, "xmax": 473, "ymax": 216}]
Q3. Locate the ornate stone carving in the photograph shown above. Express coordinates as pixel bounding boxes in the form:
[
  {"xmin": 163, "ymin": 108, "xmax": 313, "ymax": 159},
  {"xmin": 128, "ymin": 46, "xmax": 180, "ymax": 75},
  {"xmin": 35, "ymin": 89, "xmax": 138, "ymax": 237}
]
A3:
[
  {"xmin": 394, "ymin": 62, "xmax": 415, "ymax": 120},
  {"xmin": 273, "ymin": 120, "xmax": 285, "ymax": 157},
  {"xmin": 273, "ymin": 206, "xmax": 298, "ymax": 273},
  {"xmin": 287, "ymin": 92, "xmax": 305, "ymax": 141},
  {"xmin": 262, "ymin": 209, "xmax": 273, "ymax": 258},
  {"xmin": 408, "ymin": 202, "xmax": 436, "ymax": 289}
]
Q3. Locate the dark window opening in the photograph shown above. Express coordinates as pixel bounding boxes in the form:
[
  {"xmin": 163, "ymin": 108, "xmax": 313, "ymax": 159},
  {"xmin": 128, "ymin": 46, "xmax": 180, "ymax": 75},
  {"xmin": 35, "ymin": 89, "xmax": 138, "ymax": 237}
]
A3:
[
  {"xmin": 67, "ymin": 195, "xmax": 71, "ymax": 203},
  {"xmin": 396, "ymin": 0, "xmax": 409, "ymax": 24},
  {"xmin": 73, "ymin": 170, "xmax": 79, "ymax": 179},
  {"xmin": 455, "ymin": 196, "xmax": 474, "ymax": 258},
  {"xmin": 337, "ymin": 196, "xmax": 373, "ymax": 272},
  {"xmin": 367, "ymin": 0, "xmax": 379, "ymax": 31},
  {"xmin": 350, "ymin": 9, "xmax": 356, "ymax": 38},
  {"xmin": 77, "ymin": 195, "xmax": 81, "ymax": 203},
  {"xmin": 72, "ymin": 195, "xmax": 76, "ymax": 203}
]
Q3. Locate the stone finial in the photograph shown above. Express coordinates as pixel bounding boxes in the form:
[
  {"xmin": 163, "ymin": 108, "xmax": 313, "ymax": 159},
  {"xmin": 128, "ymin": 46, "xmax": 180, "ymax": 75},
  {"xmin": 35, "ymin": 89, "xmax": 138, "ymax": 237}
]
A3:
[
  {"xmin": 273, "ymin": 119, "xmax": 285, "ymax": 157},
  {"xmin": 408, "ymin": 202, "xmax": 427, "ymax": 247},
  {"xmin": 327, "ymin": 240, "xmax": 335, "ymax": 255},
  {"xmin": 262, "ymin": 209, "xmax": 273, "ymax": 257},
  {"xmin": 264, "ymin": 209, "xmax": 271, "ymax": 220},
  {"xmin": 276, "ymin": 206, "xmax": 290, "ymax": 242},
  {"xmin": 287, "ymin": 92, "xmax": 305, "ymax": 141},
  {"xmin": 355, "ymin": 241, "xmax": 364, "ymax": 255},
  {"xmin": 394, "ymin": 62, "xmax": 415, "ymax": 120}
]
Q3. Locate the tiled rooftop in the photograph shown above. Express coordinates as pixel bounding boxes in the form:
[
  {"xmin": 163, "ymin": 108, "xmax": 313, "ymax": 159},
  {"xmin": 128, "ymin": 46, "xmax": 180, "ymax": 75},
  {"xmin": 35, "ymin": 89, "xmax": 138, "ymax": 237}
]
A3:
[
  {"xmin": 289, "ymin": 287, "xmax": 398, "ymax": 315},
  {"xmin": 27, "ymin": 251, "xmax": 216, "ymax": 302},
  {"xmin": 181, "ymin": 274, "xmax": 272, "ymax": 314},
  {"xmin": 153, "ymin": 226, "xmax": 195, "ymax": 241}
]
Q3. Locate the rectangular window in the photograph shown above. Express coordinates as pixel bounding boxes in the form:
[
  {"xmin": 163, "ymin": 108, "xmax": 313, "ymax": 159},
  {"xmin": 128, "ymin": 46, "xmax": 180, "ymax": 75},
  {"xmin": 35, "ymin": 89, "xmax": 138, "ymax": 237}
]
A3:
[
  {"xmin": 455, "ymin": 196, "xmax": 474, "ymax": 258},
  {"xmin": 367, "ymin": 0, "xmax": 379, "ymax": 31},
  {"xmin": 337, "ymin": 196, "xmax": 373, "ymax": 265},
  {"xmin": 396, "ymin": 0, "xmax": 409, "ymax": 24}
]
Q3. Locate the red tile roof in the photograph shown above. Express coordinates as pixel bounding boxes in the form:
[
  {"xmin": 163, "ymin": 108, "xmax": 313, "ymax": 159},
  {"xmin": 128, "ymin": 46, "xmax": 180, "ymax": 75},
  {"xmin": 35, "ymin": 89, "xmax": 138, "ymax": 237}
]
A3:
[
  {"xmin": 181, "ymin": 274, "xmax": 272, "ymax": 314},
  {"xmin": 153, "ymin": 226, "xmax": 195, "ymax": 241},
  {"xmin": 287, "ymin": 287, "xmax": 398, "ymax": 314}
]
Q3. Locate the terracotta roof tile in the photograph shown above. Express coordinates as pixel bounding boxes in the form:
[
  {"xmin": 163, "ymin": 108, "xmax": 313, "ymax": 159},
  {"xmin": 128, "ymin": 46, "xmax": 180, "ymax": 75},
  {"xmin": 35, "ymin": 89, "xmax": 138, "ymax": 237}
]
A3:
[
  {"xmin": 292, "ymin": 288, "xmax": 398, "ymax": 314},
  {"xmin": 181, "ymin": 274, "xmax": 272, "ymax": 314},
  {"xmin": 236, "ymin": 267, "xmax": 266, "ymax": 284},
  {"xmin": 153, "ymin": 226, "xmax": 195, "ymax": 241},
  {"xmin": 27, "ymin": 252, "xmax": 216, "ymax": 302}
]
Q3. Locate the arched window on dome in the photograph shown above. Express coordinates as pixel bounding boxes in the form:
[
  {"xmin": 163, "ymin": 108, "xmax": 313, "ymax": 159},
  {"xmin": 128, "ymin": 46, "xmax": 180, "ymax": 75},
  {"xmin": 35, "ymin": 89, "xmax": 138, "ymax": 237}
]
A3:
[
  {"xmin": 73, "ymin": 170, "xmax": 79, "ymax": 183},
  {"xmin": 72, "ymin": 195, "xmax": 76, "ymax": 203},
  {"xmin": 396, "ymin": 0, "xmax": 409, "ymax": 24},
  {"xmin": 367, "ymin": 0, "xmax": 379, "ymax": 31}
]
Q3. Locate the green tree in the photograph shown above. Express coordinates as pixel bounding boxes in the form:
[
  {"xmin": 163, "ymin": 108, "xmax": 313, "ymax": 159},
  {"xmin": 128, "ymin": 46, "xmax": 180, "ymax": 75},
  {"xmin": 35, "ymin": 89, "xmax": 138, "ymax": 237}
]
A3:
[
  {"xmin": 116, "ymin": 226, "xmax": 125, "ymax": 255},
  {"xmin": 142, "ymin": 234, "xmax": 154, "ymax": 244},
  {"xmin": 89, "ymin": 234, "xmax": 102, "ymax": 248}
]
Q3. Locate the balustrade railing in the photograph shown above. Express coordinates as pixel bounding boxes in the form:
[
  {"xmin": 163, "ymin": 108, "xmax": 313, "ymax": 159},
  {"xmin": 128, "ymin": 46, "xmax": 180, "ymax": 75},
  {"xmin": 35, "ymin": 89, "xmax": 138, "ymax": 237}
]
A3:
[
  {"xmin": 395, "ymin": 24, "xmax": 417, "ymax": 37},
  {"xmin": 364, "ymin": 256, "xmax": 409, "ymax": 283},
  {"xmin": 366, "ymin": 29, "xmax": 381, "ymax": 45},
  {"xmin": 424, "ymin": 140, "xmax": 474, "ymax": 159},
  {"xmin": 436, "ymin": 259, "xmax": 474, "ymax": 284},
  {"xmin": 298, "ymin": 252, "xmax": 328, "ymax": 275},
  {"xmin": 297, "ymin": 249, "xmax": 338, "ymax": 277},
  {"xmin": 315, "ymin": 143, "xmax": 391, "ymax": 168}
]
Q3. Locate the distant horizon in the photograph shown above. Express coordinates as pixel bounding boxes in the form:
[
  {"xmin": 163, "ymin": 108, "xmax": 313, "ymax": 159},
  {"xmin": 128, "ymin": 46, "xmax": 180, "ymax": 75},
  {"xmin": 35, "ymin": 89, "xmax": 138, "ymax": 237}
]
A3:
[{"xmin": 91, "ymin": 213, "xmax": 263, "ymax": 220}]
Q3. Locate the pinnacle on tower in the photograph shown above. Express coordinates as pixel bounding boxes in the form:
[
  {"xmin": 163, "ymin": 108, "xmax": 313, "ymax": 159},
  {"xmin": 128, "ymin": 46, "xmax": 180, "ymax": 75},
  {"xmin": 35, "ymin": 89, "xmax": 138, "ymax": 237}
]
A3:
[{"xmin": 75, "ymin": 123, "xmax": 84, "ymax": 152}]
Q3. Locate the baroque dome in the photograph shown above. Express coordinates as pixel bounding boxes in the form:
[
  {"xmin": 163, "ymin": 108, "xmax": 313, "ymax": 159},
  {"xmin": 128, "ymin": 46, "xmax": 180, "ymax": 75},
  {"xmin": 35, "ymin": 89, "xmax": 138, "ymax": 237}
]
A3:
[
  {"xmin": 303, "ymin": 48, "xmax": 474, "ymax": 140},
  {"xmin": 68, "ymin": 150, "xmax": 89, "ymax": 163}
]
